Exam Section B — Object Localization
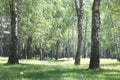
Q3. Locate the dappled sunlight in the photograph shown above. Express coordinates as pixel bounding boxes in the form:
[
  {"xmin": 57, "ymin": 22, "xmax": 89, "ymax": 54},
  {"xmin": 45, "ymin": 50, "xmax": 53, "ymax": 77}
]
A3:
[
  {"xmin": 0, "ymin": 57, "xmax": 120, "ymax": 80},
  {"xmin": 0, "ymin": 57, "xmax": 8, "ymax": 64},
  {"xmin": 19, "ymin": 58, "xmax": 90, "ymax": 69},
  {"xmin": 100, "ymin": 59, "xmax": 120, "ymax": 70},
  {"xmin": 0, "ymin": 0, "xmax": 120, "ymax": 79},
  {"xmin": 100, "ymin": 59, "xmax": 118, "ymax": 64}
]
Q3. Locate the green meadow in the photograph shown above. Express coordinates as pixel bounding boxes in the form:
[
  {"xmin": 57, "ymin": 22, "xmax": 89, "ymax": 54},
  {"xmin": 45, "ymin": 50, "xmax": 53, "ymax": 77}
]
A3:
[{"xmin": 0, "ymin": 57, "xmax": 120, "ymax": 80}]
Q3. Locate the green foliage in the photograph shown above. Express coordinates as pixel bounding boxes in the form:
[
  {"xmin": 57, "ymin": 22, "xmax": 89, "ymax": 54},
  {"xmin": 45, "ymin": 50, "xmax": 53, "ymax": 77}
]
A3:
[
  {"xmin": 19, "ymin": 0, "xmax": 76, "ymax": 56},
  {"xmin": 0, "ymin": 58, "xmax": 120, "ymax": 80},
  {"xmin": 99, "ymin": 0, "xmax": 120, "ymax": 56},
  {"xmin": 1, "ymin": 0, "xmax": 120, "ymax": 58}
]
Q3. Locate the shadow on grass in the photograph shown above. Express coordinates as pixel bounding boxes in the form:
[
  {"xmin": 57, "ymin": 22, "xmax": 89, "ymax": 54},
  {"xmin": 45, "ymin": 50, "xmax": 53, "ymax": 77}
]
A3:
[
  {"xmin": 2, "ymin": 64, "xmax": 120, "ymax": 80},
  {"xmin": 49, "ymin": 59, "xmax": 69, "ymax": 62},
  {"xmin": 0, "ymin": 63, "xmax": 120, "ymax": 80},
  {"xmin": 101, "ymin": 62, "xmax": 120, "ymax": 67},
  {"xmin": 21, "ymin": 66, "xmax": 120, "ymax": 80}
]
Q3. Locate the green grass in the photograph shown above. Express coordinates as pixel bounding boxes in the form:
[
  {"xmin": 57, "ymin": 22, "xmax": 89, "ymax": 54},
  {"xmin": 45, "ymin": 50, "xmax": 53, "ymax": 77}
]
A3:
[{"xmin": 0, "ymin": 57, "xmax": 120, "ymax": 80}]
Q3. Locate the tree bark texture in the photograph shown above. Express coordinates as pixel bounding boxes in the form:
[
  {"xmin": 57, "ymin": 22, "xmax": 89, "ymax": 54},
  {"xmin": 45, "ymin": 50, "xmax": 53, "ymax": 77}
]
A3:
[
  {"xmin": 0, "ymin": 17, "xmax": 4, "ymax": 56},
  {"xmin": 17, "ymin": 0, "xmax": 22, "ymax": 58},
  {"xmin": 8, "ymin": 0, "xmax": 19, "ymax": 64},
  {"xmin": 55, "ymin": 40, "xmax": 60, "ymax": 60},
  {"xmin": 83, "ymin": 17, "xmax": 88, "ymax": 58},
  {"xmin": 89, "ymin": 0, "xmax": 100, "ymax": 69},
  {"xmin": 74, "ymin": 0, "xmax": 83, "ymax": 65},
  {"xmin": 40, "ymin": 43, "xmax": 44, "ymax": 60},
  {"xmin": 26, "ymin": 36, "xmax": 32, "ymax": 59}
]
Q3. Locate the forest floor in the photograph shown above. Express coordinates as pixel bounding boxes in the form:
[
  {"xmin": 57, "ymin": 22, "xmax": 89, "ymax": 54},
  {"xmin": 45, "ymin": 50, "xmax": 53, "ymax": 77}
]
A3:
[{"xmin": 0, "ymin": 57, "xmax": 120, "ymax": 80}]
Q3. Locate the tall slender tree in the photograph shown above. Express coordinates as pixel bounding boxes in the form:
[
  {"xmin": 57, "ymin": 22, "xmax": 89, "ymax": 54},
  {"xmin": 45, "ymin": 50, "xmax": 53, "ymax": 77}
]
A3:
[
  {"xmin": 74, "ymin": 0, "xmax": 83, "ymax": 65},
  {"xmin": 89, "ymin": 0, "xmax": 101, "ymax": 69},
  {"xmin": 0, "ymin": 17, "xmax": 4, "ymax": 56},
  {"xmin": 17, "ymin": 0, "xmax": 22, "ymax": 58},
  {"xmin": 83, "ymin": 17, "xmax": 88, "ymax": 58},
  {"xmin": 7, "ymin": 0, "xmax": 19, "ymax": 64}
]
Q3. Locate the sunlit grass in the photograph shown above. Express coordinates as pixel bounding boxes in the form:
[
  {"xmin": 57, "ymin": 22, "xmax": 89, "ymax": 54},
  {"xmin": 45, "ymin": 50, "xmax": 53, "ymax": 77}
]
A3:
[{"xmin": 0, "ymin": 57, "xmax": 120, "ymax": 80}]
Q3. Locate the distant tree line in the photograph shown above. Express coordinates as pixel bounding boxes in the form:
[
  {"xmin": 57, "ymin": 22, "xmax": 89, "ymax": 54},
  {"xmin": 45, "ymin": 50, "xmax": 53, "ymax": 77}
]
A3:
[{"xmin": 0, "ymin": 0, "xmax": 120, "ymax": 69}]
